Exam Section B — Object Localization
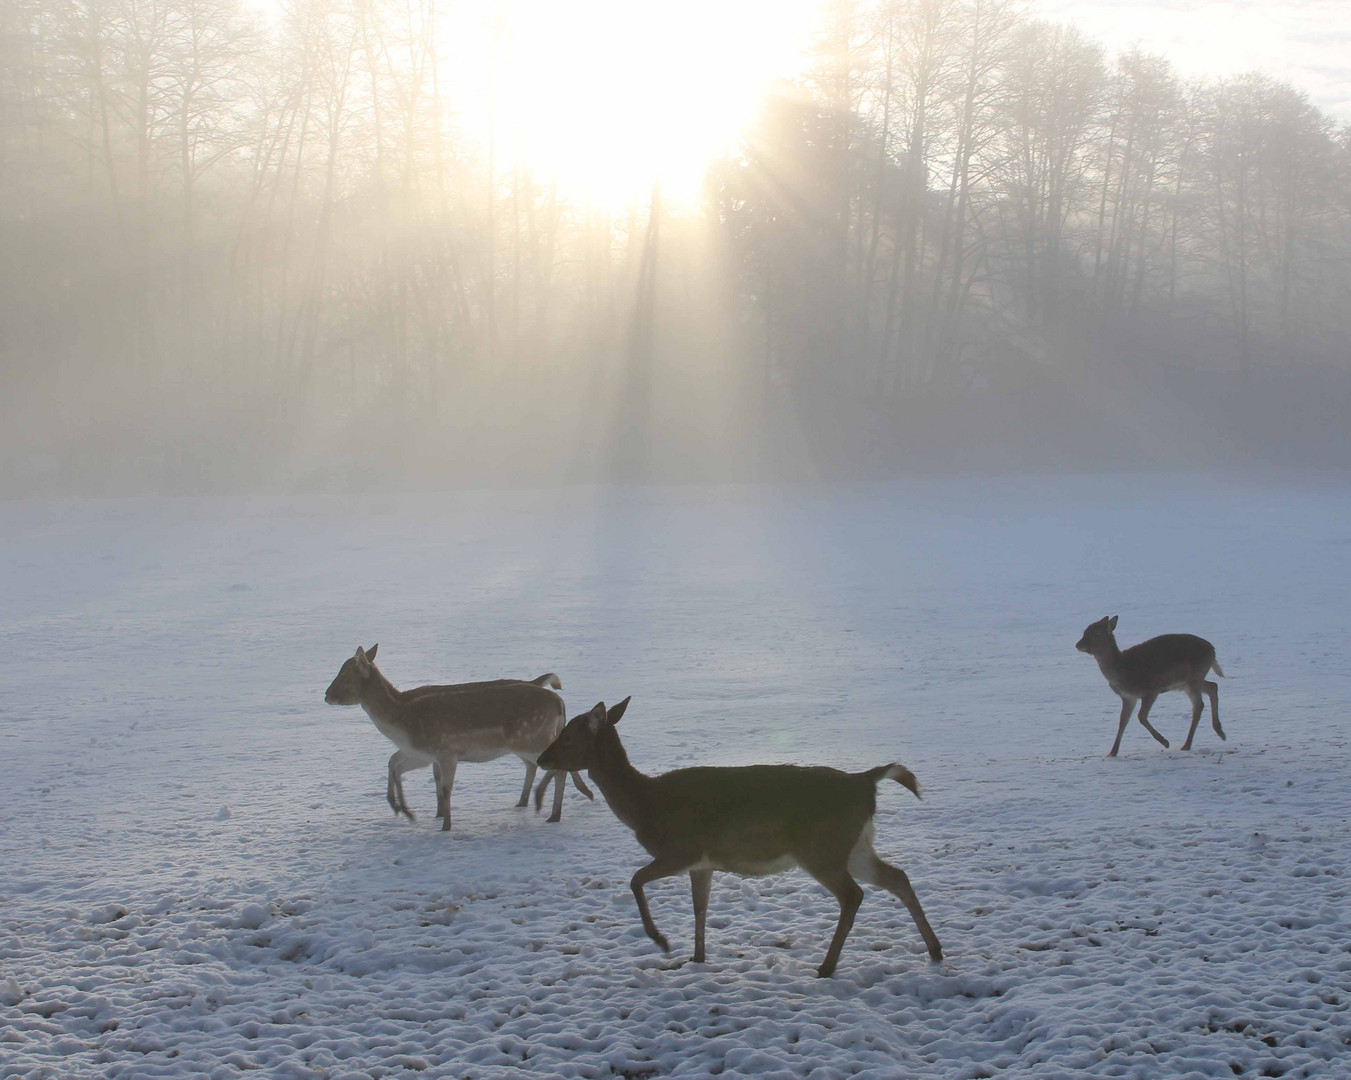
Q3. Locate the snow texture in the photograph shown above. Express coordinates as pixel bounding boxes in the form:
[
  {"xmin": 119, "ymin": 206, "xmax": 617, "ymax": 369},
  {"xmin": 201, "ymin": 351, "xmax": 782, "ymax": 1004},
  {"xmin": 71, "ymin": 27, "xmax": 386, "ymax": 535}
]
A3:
[{"xmin": 2, "ymin": 478, "xmax": 1349, "ymax": 1078}]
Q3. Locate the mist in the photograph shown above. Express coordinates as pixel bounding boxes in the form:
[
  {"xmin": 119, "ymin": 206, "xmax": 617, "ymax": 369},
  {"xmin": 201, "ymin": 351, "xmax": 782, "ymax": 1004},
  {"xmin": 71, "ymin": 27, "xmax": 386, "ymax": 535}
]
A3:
[
  {"xmin": 2, "ymin": 0, "xmax": 1350, "ymax": 495},
  {"xmin": 8, "ymin": 4, "xmax": 1351, "ymax": 1073}
]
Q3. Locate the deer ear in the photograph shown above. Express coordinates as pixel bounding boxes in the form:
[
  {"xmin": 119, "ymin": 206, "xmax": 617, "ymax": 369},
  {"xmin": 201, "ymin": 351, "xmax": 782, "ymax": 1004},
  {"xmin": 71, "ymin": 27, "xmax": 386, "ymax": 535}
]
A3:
[
  {"xmin": 367, "ymin": 644, "xmax": 378, "ymax": 661},
  {"xmin": 354, "ymin": 647, "xmax": 371, "ymax": 676},
  {"xmin": 1107, "ymin": 615, "xmax": 1118, "ymax": 630},
  {"xmin": 607, "ymin": 696, "xmax": 631, "ymax": 725},
  {"xmin": 587, "ymin": 702, "xmax": 607, "ymax": 733}
]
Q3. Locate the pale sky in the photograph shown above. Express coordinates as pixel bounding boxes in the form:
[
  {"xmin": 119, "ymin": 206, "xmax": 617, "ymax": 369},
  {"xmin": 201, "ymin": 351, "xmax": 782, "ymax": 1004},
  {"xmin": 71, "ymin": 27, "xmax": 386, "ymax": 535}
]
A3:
[
  {"xmin": 1029, "ymin": 0, "xmax": 1351, "ymax": 121},
  {"xmin": 240, "ymin": 0, "xmax": 1350, "ymax": 206},
  {"xmin": 456, "ymin": 0, "xmax": 1351, "ymax": 197}
]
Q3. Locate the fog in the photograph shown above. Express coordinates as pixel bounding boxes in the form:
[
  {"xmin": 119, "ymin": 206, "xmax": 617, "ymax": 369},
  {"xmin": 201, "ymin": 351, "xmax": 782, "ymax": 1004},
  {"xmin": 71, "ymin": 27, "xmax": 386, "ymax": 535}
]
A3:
[{"xmin": 3, "ymin": 0, "xmax": 1350, "ymax": 495}]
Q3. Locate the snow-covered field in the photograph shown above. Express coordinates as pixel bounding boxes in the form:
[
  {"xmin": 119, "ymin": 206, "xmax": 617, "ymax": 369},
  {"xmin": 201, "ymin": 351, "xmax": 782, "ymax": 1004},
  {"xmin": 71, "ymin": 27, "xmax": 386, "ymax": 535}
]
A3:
[{"xmin": 2, "ymin": 478, "xmax": 1349, "ymax": 1079}]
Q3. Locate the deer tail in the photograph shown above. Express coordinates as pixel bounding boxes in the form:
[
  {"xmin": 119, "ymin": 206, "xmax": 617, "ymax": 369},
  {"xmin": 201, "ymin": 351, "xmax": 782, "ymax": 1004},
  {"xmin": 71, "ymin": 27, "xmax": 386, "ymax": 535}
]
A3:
[
  {"xmin": 1211, "ymin": 658, "xmax": 1225, "ymax": 679},
  {"xmin": 532, "ymin": 673, "xmax": 562, "ymax": 690},
  {"xmin": 862, "ymin": 762, "xmax": 922, "ymax": 799}
]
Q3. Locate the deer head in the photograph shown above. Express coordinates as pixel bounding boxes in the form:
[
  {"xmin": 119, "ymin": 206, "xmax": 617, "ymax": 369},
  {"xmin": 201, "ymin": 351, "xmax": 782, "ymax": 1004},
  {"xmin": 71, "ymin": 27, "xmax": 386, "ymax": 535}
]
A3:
[
  {"xmin": 324, "ymin": 644, "xmax": 379, "ymax": 704},
  {"xmin": 1075, "ymin": 616, "xmax": 1117, "ymax": 656},
  {"xmin": 538, "ymin": 697, "xmax": 631, "ymax": 771}
]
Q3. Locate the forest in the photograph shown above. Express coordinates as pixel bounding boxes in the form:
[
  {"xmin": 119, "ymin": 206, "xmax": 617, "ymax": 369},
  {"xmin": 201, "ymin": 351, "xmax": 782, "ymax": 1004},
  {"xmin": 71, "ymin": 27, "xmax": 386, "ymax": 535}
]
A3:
[{"xmin": 2, "ymin": 0, "xmax": 1350, "ymax": 493}]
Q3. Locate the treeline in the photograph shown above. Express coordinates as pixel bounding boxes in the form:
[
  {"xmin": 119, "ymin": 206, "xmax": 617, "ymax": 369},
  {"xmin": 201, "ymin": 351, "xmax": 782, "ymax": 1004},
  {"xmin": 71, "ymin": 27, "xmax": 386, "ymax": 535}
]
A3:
[{"xmin": 2, "ymin": 0, "xmax": 1350, "ymax": 493}]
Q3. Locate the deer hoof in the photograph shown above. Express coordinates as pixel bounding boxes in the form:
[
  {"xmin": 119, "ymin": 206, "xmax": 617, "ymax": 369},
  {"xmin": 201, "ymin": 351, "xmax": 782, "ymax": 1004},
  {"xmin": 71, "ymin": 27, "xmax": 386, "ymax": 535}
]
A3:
[
  {"xmin": 816, "ymin": 963, "xmax": 836, "ymax": 979},
  {"xmin": 546, "ymin": 812, "xmax": 562, "ymax": 823}
]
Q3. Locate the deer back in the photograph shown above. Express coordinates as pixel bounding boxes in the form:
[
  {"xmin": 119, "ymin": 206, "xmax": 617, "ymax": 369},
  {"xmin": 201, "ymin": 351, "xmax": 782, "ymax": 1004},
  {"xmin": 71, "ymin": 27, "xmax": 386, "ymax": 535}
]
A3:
[
  {"xmin": 386, "ymin": 682, "xmax": 565, "ymax": 760},
  {"xmin": 631, "ymin": 764, "xmax": 880, "ymax": 870},
  {"xmin": 1118, "ymin": 633, "xmax": 1216, "ymax": 693}
]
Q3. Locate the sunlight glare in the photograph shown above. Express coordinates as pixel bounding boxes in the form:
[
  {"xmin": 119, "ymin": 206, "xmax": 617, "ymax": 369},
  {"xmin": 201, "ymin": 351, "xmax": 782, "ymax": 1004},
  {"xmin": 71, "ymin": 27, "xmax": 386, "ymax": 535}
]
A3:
[{"xmin": 493, "ymin": 0, "xmax": 817, "ymax": 206}]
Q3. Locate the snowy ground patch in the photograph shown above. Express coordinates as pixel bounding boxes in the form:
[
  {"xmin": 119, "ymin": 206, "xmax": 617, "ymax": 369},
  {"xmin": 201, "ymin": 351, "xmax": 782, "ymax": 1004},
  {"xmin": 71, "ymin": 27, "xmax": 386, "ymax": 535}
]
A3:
[{"xmin": 2, "ymin": 478, "xmax": 1349, "ymax": 1077}]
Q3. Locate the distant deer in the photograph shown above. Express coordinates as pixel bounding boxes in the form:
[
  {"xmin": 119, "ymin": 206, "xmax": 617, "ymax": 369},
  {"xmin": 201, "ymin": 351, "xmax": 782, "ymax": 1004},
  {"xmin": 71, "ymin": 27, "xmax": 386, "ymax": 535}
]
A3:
[
  {"xmin": 324, "ymin": 645, "xmax": 592, "ymax": 829},
  {"xmin": 1076, "ymin": 616, "xmax": 1226, "ymax": 757},
  {"xmin": 537, "ymin": 698, "xmax": 943, "ymax": 978}
]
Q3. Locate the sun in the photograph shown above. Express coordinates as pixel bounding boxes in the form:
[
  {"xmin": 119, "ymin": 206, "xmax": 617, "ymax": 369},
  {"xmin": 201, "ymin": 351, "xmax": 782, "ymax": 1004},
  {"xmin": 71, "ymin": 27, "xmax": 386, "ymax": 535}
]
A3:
[
  {"xmin": 485, "ymin": 0, "xmax": 819, "ymax": 207},
  {"xmin": 245, "ymin": 0, "xmax": 822, "ymax": 209}
]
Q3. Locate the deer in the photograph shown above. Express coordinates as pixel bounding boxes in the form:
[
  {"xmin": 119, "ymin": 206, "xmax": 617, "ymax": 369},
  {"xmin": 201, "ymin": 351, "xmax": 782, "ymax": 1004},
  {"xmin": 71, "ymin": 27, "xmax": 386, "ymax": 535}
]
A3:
[
  {"xmin": 392, "ymin": 674, "xmax": 583, "ymax": 821},
  {"xmin": 1076, "ymin": 615, "xmax": 1227, "ymax": 757},
  {"xmin": 324, "ymin": 645, "xmax": 592, "ymax": 829},
  {"xmin": 537, "ymin": 698, "xmax": 943, "ymax": 978}
]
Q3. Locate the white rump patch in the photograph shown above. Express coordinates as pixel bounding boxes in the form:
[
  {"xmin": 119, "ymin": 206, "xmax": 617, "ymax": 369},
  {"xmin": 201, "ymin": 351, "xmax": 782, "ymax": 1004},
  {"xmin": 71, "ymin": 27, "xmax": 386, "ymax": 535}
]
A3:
[{"xmin": 847, "ymin": 819, "xmax": 880, "ymax": 884}]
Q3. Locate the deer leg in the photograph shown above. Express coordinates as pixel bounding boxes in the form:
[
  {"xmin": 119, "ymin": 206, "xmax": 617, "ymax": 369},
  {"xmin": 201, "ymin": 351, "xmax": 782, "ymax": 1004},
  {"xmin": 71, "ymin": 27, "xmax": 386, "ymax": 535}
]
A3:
[
  {"xmin": 546, "ymin": 770, "xmax": 566, "ymax": 823},
  {"xmin": 1181, "ymin": 688, "xmax": 1204, "ymax": 751},
  {"xmin": 630, "ymin": 855, "xmax": 691, "ymax": 954},
  {"xmin": 433, "ymin": 761, "xmax": 447, "ymax": 819},
  {"xmin": 517, "ymin": 760, "xmax": 538, "ymax": 808},
  {"xmin": 535, "ymin": 771, "xmax": 593, "ymax": 813},
  {"xmin": 1205, "ymin": 680, "xmax": 1225, "ymax": 741},
  {"xmin": 387, "ymin": 751, "xmax": 417, "ymax": 821},
  {"xmin": 1109, "ymin": 696, "xmax": 1135, "ymax": 757},
  {"xmin": 386, "ymin": 752, "xmax": 404, "ymax": 818},
  {"xmin": 436, "ymin": 757, "xmax": 458, "ymax": 832},
  {"xmin": 852, "ymin": 848, "xmax": 942, "ymax": 962},
  {"xmin": 806, "ymin": 866, "xmax": 864, "ymax": 978},
  {"xmin": 1136, "ymin": 693, "xmax": 1169, "ymax": 748},
  {"xmin": 690, "ymin": 869, "xmax": 713, "ymax": 964}
]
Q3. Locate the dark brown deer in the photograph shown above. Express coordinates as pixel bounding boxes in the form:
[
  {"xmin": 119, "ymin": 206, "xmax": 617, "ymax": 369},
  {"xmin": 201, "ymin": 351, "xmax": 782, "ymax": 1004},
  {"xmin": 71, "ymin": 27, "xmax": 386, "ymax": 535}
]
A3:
[
  {"xmin": 537, "ymin": 698, "xmax": 942, "ymax": 977},
  {"xmin": 1076, "ymin": 616, "xmax": 1226, "ymax": 756}
]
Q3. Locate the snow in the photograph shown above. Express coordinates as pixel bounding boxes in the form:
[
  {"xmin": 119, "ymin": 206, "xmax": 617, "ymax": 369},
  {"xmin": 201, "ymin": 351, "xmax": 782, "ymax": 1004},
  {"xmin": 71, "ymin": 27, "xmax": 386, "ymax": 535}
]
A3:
[{"xmin": 2, "ymin": 477, "xmax": 1349, "ymax": 1078}]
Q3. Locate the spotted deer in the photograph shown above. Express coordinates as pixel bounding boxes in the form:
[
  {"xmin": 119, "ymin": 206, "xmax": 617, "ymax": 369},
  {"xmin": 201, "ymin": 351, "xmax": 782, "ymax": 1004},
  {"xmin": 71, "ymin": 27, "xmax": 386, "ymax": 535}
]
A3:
[
  {"xmin": 1076, "ymin": 616, "xmax": 1226, "ymax": 756},
  {"xmin": 324, "ymin": 645, "xmax": 592, "ymax": 829},
  {"xmin": 537, "ymin": 698, "xmax": 943, "ymax": 977}
]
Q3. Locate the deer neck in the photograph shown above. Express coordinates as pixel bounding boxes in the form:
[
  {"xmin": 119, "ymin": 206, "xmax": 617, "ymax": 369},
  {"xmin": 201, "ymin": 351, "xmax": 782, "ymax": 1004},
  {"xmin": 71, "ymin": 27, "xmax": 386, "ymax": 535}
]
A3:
[
  {"xmin": 359, "ymin": 667, "xmax": 407, "ymax": 729},
  {"xmin": 1094, "ymin": 637, "xmax": 1125, "ymax": 681},
  {"xmin": 589, "ymin": 726, "xmax": 652, "ymax": 832}
]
